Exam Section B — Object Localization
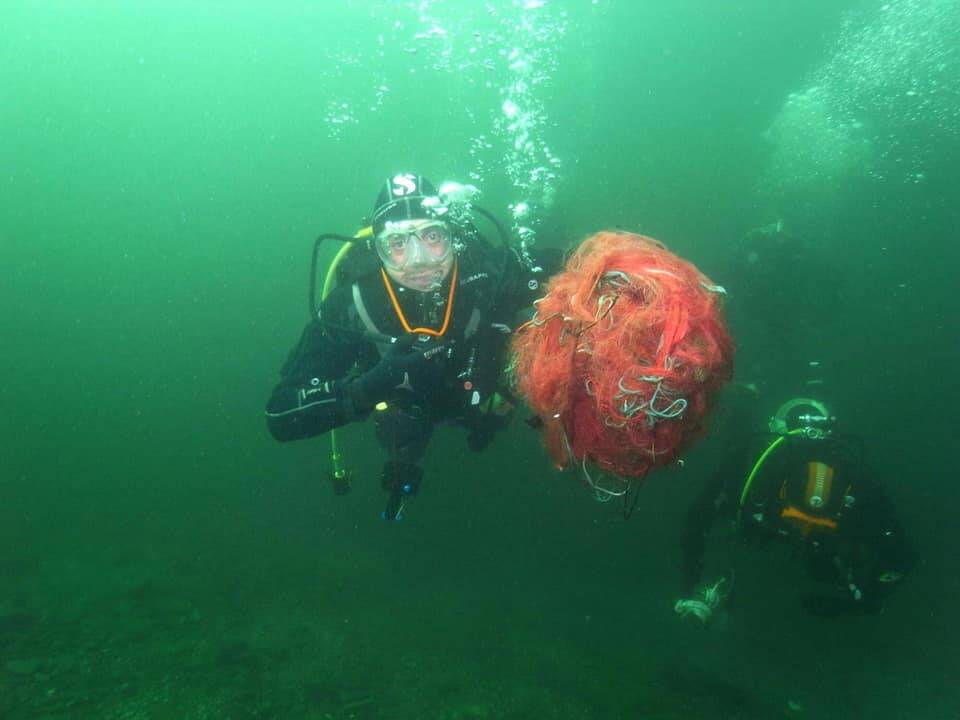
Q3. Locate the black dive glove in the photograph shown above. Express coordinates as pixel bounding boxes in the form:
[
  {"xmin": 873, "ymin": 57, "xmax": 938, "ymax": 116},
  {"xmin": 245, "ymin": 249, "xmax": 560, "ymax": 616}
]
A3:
[{"xmin": 350, "ymin": 337, "xmax": 451, "ymax": 410}]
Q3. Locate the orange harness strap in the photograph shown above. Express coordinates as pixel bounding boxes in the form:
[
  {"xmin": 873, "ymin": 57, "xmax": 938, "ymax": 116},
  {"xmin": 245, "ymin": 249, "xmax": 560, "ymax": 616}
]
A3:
[
  {"xmin": 780, "ymin": 505, "xmax": 839, "ymax": 536},
  {"xmin": 380, "ymin": 260, "xmax": 458, "ymax": 337}
]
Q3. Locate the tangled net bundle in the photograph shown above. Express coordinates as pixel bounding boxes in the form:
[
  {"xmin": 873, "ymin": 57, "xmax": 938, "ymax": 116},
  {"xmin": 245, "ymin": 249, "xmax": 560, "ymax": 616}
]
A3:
[{"xmin": 511, "ymin": 231, "xmax": 734, "ymax": 491}]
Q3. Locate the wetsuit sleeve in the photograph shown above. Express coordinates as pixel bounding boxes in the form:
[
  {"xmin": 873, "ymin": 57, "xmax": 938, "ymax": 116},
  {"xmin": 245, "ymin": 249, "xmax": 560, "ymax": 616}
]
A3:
[
  {"xmin": 265, "ymin": 317, "xmax": 371, "ymax": 442},
  {"xmin": 804, "ymin": 472, "xmax": 916, "ymax": 617},
  {"xmin": 491, "ymin": 245, "xmax": 565, "ymax": 325},
  {"xmin": 680, "ymin": 473, "xmax": 725, "ymax": 596},
  {"xmin": 680, "ymin": 438, "xmax": 750, "ymax": 595},
  {"xmin": 678, "ymin": 386, "xmax": 765, "ymax": 595},
  {"xmin": 847, "ymin": 475, "xmax": 917, "ymax": 601},
  {"xmin": 530, "ymin": 245, "xmax": 565, "ymax": 276}
]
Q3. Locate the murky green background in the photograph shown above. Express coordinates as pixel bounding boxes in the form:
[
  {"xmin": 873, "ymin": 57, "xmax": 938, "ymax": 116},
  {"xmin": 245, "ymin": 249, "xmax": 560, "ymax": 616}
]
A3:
[{"xmin": 2, "ymin": 1, "xmax": 958, "ymax": 718}]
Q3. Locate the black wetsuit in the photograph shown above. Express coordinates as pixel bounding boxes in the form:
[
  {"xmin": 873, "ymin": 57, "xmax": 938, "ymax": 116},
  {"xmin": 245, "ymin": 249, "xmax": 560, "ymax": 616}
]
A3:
[
  {"xmin": 682, "ymin": 432, "xmax": 915, "ymax": 617},
  {"xmin": 266, "ymin": 236, "xmax": 560, "ymax": 505}
]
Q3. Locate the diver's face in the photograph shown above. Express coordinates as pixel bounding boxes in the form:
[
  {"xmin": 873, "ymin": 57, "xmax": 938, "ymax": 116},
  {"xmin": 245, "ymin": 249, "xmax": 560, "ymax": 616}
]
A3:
[
  {"xmin": 376, "ymin": 219, "xmax": 455, "ymax": 291},
  {"xmin": 385, "ymin": 253, "xmax": 454, "ymax": 291}
]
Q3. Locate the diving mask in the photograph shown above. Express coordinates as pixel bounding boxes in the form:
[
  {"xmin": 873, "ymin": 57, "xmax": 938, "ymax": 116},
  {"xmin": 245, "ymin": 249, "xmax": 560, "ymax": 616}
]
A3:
[{"xmin": 375, "ymin": 219, "xmax": 453, "ymax": 271}]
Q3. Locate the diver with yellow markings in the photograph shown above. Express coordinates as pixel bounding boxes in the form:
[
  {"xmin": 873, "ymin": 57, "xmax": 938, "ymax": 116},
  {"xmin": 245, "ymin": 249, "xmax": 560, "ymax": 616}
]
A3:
[
  {"xmin": 679, "ymin": 395, "xmax": 915, "ymax": 619},
  {"xmin": 265, "ymin": 173, "xmax": 560, "ymax": 520}
]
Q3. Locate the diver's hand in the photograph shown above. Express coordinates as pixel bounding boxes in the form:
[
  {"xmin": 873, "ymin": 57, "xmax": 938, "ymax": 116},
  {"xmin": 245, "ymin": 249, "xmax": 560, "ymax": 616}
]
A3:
[{"xmin": 353, "ymin": 337, "xmax": 451, "ymax": 407}]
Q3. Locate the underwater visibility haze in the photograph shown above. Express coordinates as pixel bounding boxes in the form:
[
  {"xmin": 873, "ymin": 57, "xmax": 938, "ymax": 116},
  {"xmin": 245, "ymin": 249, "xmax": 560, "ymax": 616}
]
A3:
[{"xmin": 1, "ymin": 1, "xmax": 959, "ymax": 718}]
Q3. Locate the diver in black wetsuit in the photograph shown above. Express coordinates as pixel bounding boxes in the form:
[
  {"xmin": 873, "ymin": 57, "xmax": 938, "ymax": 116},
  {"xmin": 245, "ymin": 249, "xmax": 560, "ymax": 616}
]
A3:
[
  {"xmin": 680, "ymin": 396, "xmax": 915, "ymax": 618},
  {"xmin": 266, "ymin": 173, "xmax": 561, "ymax": 520}
]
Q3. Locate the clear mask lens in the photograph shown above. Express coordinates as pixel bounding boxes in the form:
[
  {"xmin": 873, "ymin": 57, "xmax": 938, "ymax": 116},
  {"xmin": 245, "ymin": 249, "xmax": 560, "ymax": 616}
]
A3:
[{"xmin": 376, "ymin": 221, "xmax": 452, "ymax": 270}]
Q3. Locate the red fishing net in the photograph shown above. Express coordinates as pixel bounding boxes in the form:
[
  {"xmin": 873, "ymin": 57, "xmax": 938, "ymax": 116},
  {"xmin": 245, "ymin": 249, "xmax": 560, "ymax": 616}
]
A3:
[{"xmin": 511, "ymin": 231, "xmax": 734, "ymax": 488}]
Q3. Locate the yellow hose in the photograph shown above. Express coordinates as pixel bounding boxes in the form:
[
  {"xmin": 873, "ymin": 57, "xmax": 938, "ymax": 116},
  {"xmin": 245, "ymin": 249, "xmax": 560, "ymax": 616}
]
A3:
[
  {"xmin": 324, "ymin": 228, "xmax": 372, "ymax": 483},
  {"xmin": 738, "ymin": 428, "xmax": 805, "ymax": 513}
]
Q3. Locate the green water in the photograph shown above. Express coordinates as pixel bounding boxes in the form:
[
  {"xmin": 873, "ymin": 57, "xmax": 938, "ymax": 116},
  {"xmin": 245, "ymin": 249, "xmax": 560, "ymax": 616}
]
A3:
[{"xmin": 2, "ymin": 1, "xmax": 958, "ymax": 718}]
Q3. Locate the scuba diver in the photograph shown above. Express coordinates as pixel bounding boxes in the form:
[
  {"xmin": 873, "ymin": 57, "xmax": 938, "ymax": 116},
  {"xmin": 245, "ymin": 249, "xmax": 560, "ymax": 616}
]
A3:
[
  {"xmin": 265, "ymin": 173, "xmax": 561, "ymax": 520},
  {"xmin": 677, "ymin": 396, "xmax": 915, "ymax": 620}
]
